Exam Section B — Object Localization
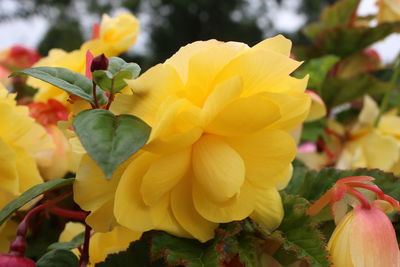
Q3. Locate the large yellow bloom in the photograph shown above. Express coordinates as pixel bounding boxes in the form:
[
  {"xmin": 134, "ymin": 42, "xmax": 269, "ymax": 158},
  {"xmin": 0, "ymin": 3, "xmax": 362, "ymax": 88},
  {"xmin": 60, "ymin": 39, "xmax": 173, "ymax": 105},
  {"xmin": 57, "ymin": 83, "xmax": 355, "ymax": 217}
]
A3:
[
  {"xmin": 28, "ymin": 13, "xmax": 139, "ymax": 105},
  {"xmin": 0, "ymin": 83, "xmax": 53, "ymax": 250},
  {"xmin": 74, "ymin": 35, "xmax": 311, "ymax": 242},
  {"xmin": 336, "ymin": 95, "xmax": 400, "ymax": 174}
]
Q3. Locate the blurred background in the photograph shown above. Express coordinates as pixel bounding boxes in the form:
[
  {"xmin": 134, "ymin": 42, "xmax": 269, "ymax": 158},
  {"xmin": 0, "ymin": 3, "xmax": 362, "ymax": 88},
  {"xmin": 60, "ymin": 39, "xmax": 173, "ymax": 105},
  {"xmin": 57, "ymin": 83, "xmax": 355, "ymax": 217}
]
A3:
[{"xmin": 0, "ymin": 0, "xmax": 398, "ymax": 70}]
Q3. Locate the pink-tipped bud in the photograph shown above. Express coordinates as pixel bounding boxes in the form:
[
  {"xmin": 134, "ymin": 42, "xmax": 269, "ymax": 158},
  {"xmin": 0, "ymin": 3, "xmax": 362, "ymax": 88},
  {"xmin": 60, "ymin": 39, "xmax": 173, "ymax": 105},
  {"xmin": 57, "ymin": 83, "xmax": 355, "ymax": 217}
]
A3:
[
  {"xmin": 90, "ymin": 54, "xmax": 108, "ymax": 72},
  {"xmin": 0, "ymin": 255, "xmax": 35, "ymax": 267}
]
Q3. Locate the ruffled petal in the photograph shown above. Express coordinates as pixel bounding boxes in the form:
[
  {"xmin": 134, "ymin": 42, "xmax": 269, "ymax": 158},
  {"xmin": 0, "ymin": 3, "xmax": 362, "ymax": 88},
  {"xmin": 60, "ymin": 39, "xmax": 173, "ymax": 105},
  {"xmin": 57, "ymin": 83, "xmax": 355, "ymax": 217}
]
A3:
[
  {"xmin": 226, "ymin": 129, "xmax": 296, "ymax": 188},
  {"xmin": 192, "ymin": 180, "xmax": 257, "ymax": 223},
  {"xmin": 206, "ymin": 94, "xmax": 280, "ymax": 136},
  {"xmin": 192, "ymin": 135, "xmax": 245, "ymax": 202},
  {"xmin": 252, "ymin": 34, "xmax": 292, "ymax": 56},
  {"xmin": 171, "ymin": 178, "xmax": 217, "ymax": 242},
  {"xmin": 114, "ymin": 152, "xmax": 169, "ymax": 232},
  {"xmin": 140, "ymin": 148, "xmax": 191, "ymax": 206},
  {"xmin": 250, "ymin": 187, "xmax": 284, "ymax": 230}
]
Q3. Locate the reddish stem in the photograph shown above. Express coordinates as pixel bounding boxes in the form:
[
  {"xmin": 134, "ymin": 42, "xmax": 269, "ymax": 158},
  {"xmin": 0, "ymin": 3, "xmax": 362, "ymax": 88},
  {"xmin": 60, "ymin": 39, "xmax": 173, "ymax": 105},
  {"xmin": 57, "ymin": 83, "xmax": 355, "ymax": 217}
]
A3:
[
  {"xmin": 347, "ymin": 187, "xmax": 371, "ymax": 210},
  {"xmin": 92, "ymin": 81, "xmax": 99, "ymax": 108},
  {"xmin": 79, "ymin": 224, "xmax": 92, "ymax": 267},
  {"xmin": 49, "ymin": 206, "xmax": 87, "ymax": 220}
]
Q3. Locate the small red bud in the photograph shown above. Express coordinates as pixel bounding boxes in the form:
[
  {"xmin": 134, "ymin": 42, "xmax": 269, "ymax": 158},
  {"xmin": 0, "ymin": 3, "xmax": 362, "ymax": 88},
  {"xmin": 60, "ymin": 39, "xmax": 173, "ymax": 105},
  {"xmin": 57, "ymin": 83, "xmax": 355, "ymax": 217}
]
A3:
[
  {"xmin": 90, "ymin": 54, "xmax": 108, "ymax": 72},
  {"xmin": 8, "ymin": 236, "xmax": 27, "ymax": 257},
  {"xmin": 0, "ymin": 254, "xmax": 36, "ymax": 267}
]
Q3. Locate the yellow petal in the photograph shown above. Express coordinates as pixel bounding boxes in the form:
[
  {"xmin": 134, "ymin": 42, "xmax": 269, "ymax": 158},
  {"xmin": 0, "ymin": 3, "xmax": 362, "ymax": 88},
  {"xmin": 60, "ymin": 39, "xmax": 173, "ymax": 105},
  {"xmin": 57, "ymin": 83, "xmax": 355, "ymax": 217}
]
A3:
[
  {"xmin": 86, "ymin": 201, "xmax": 117, "ymax": 233},
  {"xmin": 171, "ymin": 178, "xmax": 217, "ymax": 242},
  {"xmin": 166, "ymin": 40, "xmax": 247, "ymax": 84},
  {"xmin": 74, "ymin": 155, "xmax": 120, "ymax": 212},
  {"xmin": 192, "ymin": 180, "xmax": 257, "ymax": 223},
  {"xmin": 201, "ymin": 76, "xmax": 243, "ymax": 126},
  {"xmin": 192, "ymin": 135, "xmax": 245, "ymax": 202},
  {"xmin": 263, "ymin": 91, "xmax": 311, "ymax": 131},
  {"xmin": 206, "ymin": 94, "xmax": 280, "ymax": 136},
  {"xmin": 252, "ymin": 34, "xmax": 292, "ymax": 56},
  {"xmin": 114, "ymin": 152, "xmax": 169, "ymax": 232},
  {"xmin": 140, "ymin": 148, "xmax": 191, "ymax": 206},
  {"xmin": 226, "ymin": 129, "xmax": 296, "ymax": 188},
  {"xmin": 156, "ymin": 208, "xmax": 192, "ymax": 239},
  {"xmin": 215, "ymin": 48, "xmax": 302, "ymax": 97},
  {"xmin": 361, "ymin": 132, "xmax": 400, "ymax": 170},
  {"xmin": 89, "ymin": 226, "xmax": 141, "ymax": 265},
  {"xmin": 124, "ymin": 64, "xmax": 184, "ymax": 124},
  {"xmin": 250, "ymin": 187, "xmax": 284, "ymax": 230},
  {"xmin": 305, "ymin": 90, "xmax": 327, "ymax": 122},
  {"xmin": 359, "ymin": 95, "xmax": 379, "ymax": 127},
  {"xmin": 13, "ymin": 145, "xmax": 43, "ymax": 193},
  {"xmin": 328, "ymin": 212, "xmax": 354, "ymax": 267},
  {"xmin": 182, "ymin": 43, "xmax": 246, "ymax": 105},
  {"xmin": 59, "ymin": 222, "xmax": 85, "ymax": 242},
  {"xmin": 0, "ymin": 138, "xmax": 18, "ymax": 199}
]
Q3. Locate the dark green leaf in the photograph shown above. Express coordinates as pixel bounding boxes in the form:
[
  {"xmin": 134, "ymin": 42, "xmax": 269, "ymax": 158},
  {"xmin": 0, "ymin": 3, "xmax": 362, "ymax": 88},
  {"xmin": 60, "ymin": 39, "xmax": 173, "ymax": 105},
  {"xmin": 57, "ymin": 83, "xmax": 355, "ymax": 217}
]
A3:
[
  {"xmin": 294, "ymin": 55, "xmax": 339, "ymax": 93},
  {"xmin": 11, "ymin": 67, "xmax": 107, "ymax": 106},
  {"xmin": 321, "ymin": 0, "xmax": 360, "ymax": 28},
  {"xmin": 0, "ymin": 178, "xmax": 74, "ymax": 226},
  {"xmin": 93, "ymin": 57, "xmax": 140, "ymax": 93},
  {"xmin": 301, "ymin": 120, "xmax": 326, "ymax": 143},
  {"xmin": 72, "ymin": 109, "xmax": 151, "ymax": 179},
  {"xmin": 275, "ymin": 194, "xmax": 330, "ymax": 267},
  {"xmin": 285, "ymin": 167, "xmax": 400, "ymax": 202},
  {"xmin": 36, "ymin": 249, "xmax": 78, "ymax": 267},
  {"xmin": 48, "ymin": 232, "xmax": 84, "ymax": 251},
  {"xmin": 321, "ymin": 73, "xmax": 389, "ymax": 108}
]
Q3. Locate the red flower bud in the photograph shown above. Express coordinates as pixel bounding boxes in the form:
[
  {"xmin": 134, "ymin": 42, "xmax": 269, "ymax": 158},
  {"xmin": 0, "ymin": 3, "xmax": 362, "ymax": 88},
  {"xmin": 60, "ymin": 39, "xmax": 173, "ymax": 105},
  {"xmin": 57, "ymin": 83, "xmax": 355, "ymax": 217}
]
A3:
[
  {"xmin": 90, "ymin": 54, "xmax": 108, "ymax": 72},
  {"xmin": 0, "ymin": 255, "xmax": 36, "ymax": 267}
]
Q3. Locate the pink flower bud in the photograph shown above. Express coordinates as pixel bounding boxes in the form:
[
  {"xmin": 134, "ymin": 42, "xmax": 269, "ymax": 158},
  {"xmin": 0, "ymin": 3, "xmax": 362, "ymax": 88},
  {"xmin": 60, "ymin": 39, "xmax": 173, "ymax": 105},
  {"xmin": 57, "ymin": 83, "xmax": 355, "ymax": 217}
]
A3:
[
  {"xmin": 0, "ymin": 255, "xmax": 36, "ymax": 267},
  {"xmin": 90, "ymin": 54, "xmax": 108, "ymax": 72},
  {"xmin": 328, "ymin": 203, "xmax": 400, "ymax": 267}
]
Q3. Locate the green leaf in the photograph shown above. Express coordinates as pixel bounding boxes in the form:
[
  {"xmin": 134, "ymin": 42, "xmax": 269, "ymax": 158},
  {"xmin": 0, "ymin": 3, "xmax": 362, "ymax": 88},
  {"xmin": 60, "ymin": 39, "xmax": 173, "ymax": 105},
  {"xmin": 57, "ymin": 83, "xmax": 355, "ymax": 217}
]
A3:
[
  {"xmin": 72, "ymin": 109, "xmax": 151, "ymax": 179},
  {"xmin": 294, "ymin": 55, "xmax": 340, "ymax": 93},
  {"xmin": 0, "ymin": 178, "xmax": 74, "ymax": 226},
  {"xmin": 48, "ymin": 232, "xmax": 84, "ymax": 251},
  {"xmin": 285, "ymin": 167, "xmax": 400, "ymax": 202},
  {"xmin": 11, "ymin": 67, "xmax": 108, "ymax": 106},
  {"xmin": 321, "ymin": 73, "xmax": 389, "ymax": 108},
  {"xmin": 36, "ymin": 249, "xmax": 78, "ymax": 267},
  {"xmin": 275, "ymin": 194, "xmax": 330, "ymax": 267},
  {"xmin": 93, "ymin": 57, "xmax": 140, "ymax": 93},
  {"xmin": 301, "ymin": 120, "xmax": 326, "ymax": 143},
  {"xmin": 303, "ymin": 0, "xmax": 360, "ymax": 40}
]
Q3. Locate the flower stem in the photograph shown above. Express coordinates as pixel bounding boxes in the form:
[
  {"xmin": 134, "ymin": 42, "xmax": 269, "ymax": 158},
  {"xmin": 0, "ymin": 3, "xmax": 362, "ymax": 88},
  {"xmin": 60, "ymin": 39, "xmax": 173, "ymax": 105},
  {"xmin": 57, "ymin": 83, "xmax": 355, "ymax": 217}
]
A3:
[
  {"xmin": 374, "ymin": 56, "xmax": 400, "ymax": 126},
  {"xmin": 79, "ymin": 224, "xmax": 92, "ymax": 267},
  {"xmin": 92, "ymin": 81, "xmax": 99, "ymax": 108},
  {"xmin": 49, "ymin": 206, "xmax": 87, "ymax": 220},
  {"xmin": 105, "ymin": 79, "xmax": 115, "ymax": 110}
]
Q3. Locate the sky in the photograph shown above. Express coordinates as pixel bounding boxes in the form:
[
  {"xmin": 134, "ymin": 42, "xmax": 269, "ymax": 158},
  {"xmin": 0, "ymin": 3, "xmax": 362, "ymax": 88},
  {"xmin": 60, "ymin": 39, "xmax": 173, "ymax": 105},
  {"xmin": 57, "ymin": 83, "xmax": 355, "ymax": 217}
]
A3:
[{"xmin": 0, "ymin": 0, "xmax": 399, "ymax": 63}]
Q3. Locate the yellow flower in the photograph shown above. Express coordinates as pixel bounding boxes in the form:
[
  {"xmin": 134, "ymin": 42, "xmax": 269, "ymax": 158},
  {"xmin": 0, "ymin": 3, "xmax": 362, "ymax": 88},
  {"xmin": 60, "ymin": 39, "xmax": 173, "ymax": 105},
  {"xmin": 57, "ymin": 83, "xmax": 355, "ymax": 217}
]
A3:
[
  {"xmin": 328, "ymin": 203, "xmax": 400, "ymax": 267},
  {"xmin": 336, "ymin": 95, "xmax": 400, "ymax": 174},
  {"xmin": 377, "ymin": 0, "xmax": 400, "ymax": 23},
  {"xmin": 0, "ymin": 83, "xmax": 53, "ymax": 251},
  {"xmin": 0, "ymin": 83, "xmax": 53, "ymax": 210},
  {"xmin": 59, "ymin": 222, "xmax": 141, "ymax": 266},
  {"xmin": 28, "ymin": 13, "xmax": 139, "ymax": 105},
  {"xmin": 74, "ymin": 35, "xmax": 311, "ymax": 242}
]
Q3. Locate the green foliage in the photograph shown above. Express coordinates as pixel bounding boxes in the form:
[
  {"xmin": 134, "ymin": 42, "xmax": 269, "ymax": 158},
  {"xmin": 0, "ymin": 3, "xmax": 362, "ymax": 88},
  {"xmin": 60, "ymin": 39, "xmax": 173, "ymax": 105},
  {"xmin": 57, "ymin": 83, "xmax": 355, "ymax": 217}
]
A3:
[
  {"xmin": 72, "ymin": 109, "xmax": 151, "ymax": 179},
  {"xmin": 275, "ymin": 194, "xmax": 330, "ymax": 267},
  {"xmin": 93, "ymin": 57, "xmax": 141, "ymax": 93},
  {"xmin": 36, "ymin": 249, "xmax": 79, "ymax": 267},
  {"xmin": 0, "ymin": 178, "xmax": 74, "ymax": 226},
  {"xmin": 294, "ymin": 55, "xmax": 340, "ymax": 93},
  {"xmin": 321, "ymin": 73, "xmax": 390, "ymax": 107},
  {"xmin": 11, "ymin": 67, "xmax": 108, "ymax": 106},
  {"xmin": 47, "ymin": 232, "xmax": 84, "ymax": 251},
  {"xmin": 301, "ymin": 120, "xmax": 326, "ymax": 143},
  {"xmin": 285, "ymin": 167, "xmax": 400, "ymax": 202}
]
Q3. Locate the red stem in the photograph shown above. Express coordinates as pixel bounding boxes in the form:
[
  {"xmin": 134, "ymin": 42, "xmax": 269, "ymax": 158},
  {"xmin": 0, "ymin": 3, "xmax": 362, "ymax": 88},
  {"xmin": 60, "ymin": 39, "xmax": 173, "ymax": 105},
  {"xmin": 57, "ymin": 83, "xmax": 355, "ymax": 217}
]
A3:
[
  {"xmin": 49, "ymin": 206, "xmax": 87, "ymax": 220},
  {"xmin": 347, "ymin": 187, "xmax": 371, "ymax": 210},
  {"xmin": 92, "ymin": 81, "xmax": 99, "ymax": 108},
  {"xmin": 79, "ymin": 224, "xmax": 92, "ymax": 267}
]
